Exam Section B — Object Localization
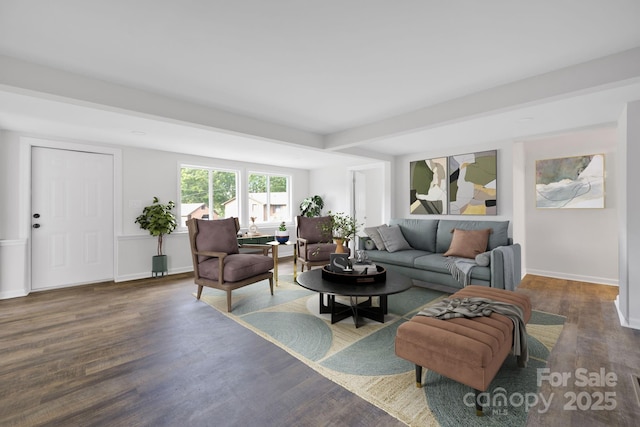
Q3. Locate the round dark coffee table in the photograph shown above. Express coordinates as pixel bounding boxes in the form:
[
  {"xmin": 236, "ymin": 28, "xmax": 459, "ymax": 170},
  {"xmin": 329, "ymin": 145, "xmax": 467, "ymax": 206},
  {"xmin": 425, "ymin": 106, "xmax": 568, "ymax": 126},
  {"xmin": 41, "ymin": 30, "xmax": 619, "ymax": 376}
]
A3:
[{"xmin": 296, "ymin": 268, "xmax": 413, "ymax": 328}]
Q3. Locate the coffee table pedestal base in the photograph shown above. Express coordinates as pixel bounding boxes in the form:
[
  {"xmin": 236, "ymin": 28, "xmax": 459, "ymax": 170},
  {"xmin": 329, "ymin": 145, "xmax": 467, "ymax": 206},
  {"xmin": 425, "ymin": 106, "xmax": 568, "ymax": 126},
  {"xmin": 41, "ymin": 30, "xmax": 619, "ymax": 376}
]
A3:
[{"xmin": 319, "ymin": 293, "xmax": 388, "ymax": 328}]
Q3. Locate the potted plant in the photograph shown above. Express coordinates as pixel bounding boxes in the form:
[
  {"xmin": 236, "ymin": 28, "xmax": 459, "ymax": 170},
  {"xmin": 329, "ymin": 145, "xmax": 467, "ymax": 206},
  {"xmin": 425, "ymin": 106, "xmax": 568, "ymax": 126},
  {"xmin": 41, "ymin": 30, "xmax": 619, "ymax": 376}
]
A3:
[
  {"xmin": 324, "ymin": 211, "xmax": 361, "ymax": 254},
  {"xmin": 135, "ymin": 196, "xmax": 177, "ymax": 276},
  {"xmin": 299, "ymin": 195, "xmax": 324, "ymax": 217},
  {"xmin": 275, "ymin": 221, "xmax": 289, "ymax": 243}
]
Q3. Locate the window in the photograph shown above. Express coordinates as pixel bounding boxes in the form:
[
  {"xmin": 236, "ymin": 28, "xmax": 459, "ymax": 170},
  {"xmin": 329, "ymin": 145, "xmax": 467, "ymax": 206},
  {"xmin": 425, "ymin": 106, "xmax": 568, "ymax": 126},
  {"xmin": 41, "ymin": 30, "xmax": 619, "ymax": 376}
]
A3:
[
  {"xmin": 180, "ymin": 166, "xmax": 291, "ymax": 228},
  {"xmin": 180, "ymin": 166, "xmax": 238, "ymax": 227},
  {"xmin": 248, "ymin": 173, "xmax": 291, "ymax": 224}
]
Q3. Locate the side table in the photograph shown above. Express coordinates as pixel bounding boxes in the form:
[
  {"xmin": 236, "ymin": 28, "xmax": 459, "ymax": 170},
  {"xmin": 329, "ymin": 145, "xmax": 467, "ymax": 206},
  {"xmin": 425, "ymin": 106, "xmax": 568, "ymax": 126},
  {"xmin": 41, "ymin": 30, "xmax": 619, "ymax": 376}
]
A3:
[{"xmin": 267, "ymin": 240, "xmax": 295, "ymax": 286}]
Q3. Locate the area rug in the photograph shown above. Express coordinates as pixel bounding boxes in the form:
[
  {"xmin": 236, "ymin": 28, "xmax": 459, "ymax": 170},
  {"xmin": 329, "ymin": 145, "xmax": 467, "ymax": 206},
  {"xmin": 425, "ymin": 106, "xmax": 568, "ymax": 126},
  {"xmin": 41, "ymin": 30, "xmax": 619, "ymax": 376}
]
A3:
[{"xmin": 197, "ymin": 275, "xmax": 565, "ymax": 427}]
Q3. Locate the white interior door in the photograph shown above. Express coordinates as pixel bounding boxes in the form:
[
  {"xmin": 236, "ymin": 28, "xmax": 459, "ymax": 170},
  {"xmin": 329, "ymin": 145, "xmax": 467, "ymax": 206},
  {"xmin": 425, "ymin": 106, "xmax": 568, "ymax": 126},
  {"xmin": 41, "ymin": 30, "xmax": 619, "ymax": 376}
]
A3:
[
  {"xmin": 353, "ymin": 171, "xmax": 367, "ymax": 247},
  {"xmin": 31, "ymin": 147, "xmax": 114, "ymax": 290}
]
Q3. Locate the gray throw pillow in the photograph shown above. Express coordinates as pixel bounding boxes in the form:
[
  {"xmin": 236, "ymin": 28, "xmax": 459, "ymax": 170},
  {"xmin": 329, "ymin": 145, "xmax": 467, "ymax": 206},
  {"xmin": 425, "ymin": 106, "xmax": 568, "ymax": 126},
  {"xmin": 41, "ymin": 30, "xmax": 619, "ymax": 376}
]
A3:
[
  {"xmin": 377, "ymin": 225, "xmax": 412, "ymax": 253},
  {"xmin": 475, "ymin": 251, "xmax": 491, "ymax": 267},
  {"xmin": 364, "ymin": 225, "xmax": 387, "ymax": 250}
]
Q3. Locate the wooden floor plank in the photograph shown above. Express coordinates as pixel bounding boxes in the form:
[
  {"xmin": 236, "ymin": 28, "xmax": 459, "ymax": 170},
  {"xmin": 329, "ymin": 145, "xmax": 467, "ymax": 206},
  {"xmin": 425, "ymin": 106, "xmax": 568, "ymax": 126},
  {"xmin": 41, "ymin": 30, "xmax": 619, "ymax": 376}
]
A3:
[{"xmin": 1, "ymin": 262, "xmax": 638, "ymax": 426}]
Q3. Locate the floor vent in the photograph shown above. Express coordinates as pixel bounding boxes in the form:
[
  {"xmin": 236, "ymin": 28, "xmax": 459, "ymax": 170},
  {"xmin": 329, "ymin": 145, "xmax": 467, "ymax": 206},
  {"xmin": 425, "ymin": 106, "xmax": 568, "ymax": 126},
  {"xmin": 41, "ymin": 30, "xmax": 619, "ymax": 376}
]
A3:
[{"xmin": 633, "ymin": 374, "xmax": 640, "ymax": 407}]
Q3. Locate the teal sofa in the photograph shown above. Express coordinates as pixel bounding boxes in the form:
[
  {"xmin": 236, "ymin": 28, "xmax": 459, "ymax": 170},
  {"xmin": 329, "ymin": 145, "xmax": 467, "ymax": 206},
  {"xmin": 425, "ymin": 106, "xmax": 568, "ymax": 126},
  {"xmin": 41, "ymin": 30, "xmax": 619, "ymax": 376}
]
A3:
[{"xmin": 360, "ymin": 218, "xmax": 521, "ymax": 290}]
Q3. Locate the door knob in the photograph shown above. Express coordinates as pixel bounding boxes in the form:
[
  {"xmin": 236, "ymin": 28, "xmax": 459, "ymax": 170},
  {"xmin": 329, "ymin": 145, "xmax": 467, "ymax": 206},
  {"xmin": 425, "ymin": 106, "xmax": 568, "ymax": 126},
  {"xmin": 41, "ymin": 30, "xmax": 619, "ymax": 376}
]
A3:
[{"xmin": 32, "ymin": 224, "xmax": 40, "ymax": 229}]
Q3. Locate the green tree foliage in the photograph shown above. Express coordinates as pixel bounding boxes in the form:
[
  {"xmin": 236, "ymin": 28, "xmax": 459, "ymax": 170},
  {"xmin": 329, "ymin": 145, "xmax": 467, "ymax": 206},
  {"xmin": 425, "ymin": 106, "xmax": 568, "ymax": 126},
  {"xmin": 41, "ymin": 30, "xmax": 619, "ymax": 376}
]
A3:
[
  {"xmin": 248, "ymin": 174, "xmax": 287, "ymax": 193},
  {"xmin": 181, "ymin": 168, "xmax": 237, "ymax": 217},
  {"xmin": 270, "ymin": 176, "xmax": 287, "ymax": 192},
  {"xmin": 248, "ymin": 174, "xmax": 266, "ymax": 193},
  {"xmin": 181, "ymin": 168, "xmax": 208, "ymax": 203}
]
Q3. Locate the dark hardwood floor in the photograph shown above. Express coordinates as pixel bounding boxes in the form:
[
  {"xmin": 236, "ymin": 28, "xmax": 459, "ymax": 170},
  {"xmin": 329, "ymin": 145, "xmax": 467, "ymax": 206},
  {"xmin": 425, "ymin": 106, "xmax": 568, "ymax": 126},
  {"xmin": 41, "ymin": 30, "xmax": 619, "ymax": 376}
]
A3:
[
  {"xmin": 0, "ymin": 260, "xmax": 638, "ymax": 426},
  {"xmin": 518, "ymin": 276, "xmax": 640, "ymax": 427}
]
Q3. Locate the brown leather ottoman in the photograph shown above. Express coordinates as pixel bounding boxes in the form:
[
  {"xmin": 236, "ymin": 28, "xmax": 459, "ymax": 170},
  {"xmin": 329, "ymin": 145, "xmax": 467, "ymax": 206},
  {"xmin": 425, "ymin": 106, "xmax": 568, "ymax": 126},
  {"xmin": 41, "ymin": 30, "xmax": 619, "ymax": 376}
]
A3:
[{"xmin": 395, "ymin": 285, "xmax": 532, "ymax": 414}]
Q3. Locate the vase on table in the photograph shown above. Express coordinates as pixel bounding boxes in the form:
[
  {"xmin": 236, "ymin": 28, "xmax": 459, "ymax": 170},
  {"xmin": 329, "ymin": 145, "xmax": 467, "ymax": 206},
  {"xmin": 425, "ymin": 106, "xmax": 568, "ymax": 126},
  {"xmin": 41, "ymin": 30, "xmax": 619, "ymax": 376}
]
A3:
[{"xmin": 248, "ymin": 216, "xmax": 259, "ymax": 236}]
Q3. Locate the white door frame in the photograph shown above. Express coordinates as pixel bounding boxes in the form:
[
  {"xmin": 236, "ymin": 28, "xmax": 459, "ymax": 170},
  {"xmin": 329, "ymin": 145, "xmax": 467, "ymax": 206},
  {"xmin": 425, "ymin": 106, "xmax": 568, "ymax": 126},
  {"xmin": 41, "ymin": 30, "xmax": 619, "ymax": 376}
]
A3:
[{"xmin": 19, "ymin": 137, "xmax": 122, "ymax": 293}]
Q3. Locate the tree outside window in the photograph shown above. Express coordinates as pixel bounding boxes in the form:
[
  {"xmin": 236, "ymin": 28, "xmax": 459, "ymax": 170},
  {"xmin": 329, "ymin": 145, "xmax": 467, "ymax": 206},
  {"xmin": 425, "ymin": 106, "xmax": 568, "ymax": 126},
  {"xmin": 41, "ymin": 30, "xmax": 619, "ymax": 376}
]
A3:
[
  {"xmin": 180, "ymin": 167, "xmax": 237, "ymax": 227},
  {"xmin": 180, "ymin": 167, "xmax": 290, "ymax": 227}
]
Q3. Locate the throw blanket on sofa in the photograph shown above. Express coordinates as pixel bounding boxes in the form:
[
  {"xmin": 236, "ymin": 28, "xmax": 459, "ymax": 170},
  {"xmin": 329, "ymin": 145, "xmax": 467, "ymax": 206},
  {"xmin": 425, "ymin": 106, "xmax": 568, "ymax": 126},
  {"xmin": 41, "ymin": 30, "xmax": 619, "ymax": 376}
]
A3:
[
  {"xmin": 417, "ymin": 297, "xmax": 528, "ymax": 365},
  {"xmin": 491, "ymin": 245, "xmax": 520, "ymax": 291},
  {"xmin": 445, "ymin": 257, "xmax": 476, "ymax": 287}
]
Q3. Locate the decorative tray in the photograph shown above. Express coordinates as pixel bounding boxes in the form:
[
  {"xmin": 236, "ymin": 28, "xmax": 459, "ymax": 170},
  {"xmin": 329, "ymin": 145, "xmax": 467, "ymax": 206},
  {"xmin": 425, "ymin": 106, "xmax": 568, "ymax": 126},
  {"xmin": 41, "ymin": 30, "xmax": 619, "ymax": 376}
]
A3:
[{"xmin": 321, "ymin": 265, "xmax": 386, "ymax": 284}]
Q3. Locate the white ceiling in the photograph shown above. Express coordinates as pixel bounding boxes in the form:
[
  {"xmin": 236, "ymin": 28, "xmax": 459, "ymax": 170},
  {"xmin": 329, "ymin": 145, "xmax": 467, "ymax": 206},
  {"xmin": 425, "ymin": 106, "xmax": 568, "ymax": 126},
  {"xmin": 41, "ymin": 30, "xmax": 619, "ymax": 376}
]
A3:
[{"xmin": 1, "ymin": 1, "xmax": 640, "ymax": 168}]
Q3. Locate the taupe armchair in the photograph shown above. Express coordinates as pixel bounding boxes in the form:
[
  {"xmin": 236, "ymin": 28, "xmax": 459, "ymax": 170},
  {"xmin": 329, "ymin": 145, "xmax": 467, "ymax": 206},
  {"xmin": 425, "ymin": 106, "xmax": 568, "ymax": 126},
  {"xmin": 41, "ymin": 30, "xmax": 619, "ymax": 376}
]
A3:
[
  {"xmin": 187, "ymin": 217, "xmax": 274, "ymax": 312},
  {"xmin": 295, "ymin": 215, "xmax": 348, "ymax": 275}
]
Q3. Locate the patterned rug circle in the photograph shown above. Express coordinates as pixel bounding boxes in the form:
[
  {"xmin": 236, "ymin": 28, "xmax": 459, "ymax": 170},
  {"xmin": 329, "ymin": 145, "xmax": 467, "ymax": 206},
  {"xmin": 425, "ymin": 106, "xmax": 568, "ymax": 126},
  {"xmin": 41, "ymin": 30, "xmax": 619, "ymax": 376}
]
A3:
[
  {"xmin": 425, "ymin": 334, "xmax": 550, "ymax": 426},
  {"xmin": 242, "ymin": 311, "xmax": 332, "ymax": 361}
]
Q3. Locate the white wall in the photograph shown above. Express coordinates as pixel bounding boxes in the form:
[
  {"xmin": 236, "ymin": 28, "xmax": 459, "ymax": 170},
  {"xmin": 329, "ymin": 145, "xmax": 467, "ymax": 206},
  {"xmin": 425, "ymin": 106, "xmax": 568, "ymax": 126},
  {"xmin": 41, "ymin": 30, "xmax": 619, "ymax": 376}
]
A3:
[
  {"xmin": 0, "ymin": 131, "xmax": 23, "ymax": 239},
  {"xmin": 118, "ymin": 146, "xmax": 310, "ymax": 280},
  {"xmin": 0, "ymin": 133, "xmax": 310, "ymax": 289},
  {"xmin": 308, "ymin": 167, "xmax": 352, "ymax": 215},
  {"xmin": 394, "ymin": 131, "xmax": 619, "ymax": 286},
  {"xmin": 523, "ymin": 127, "xmax": 618, "ymax": 285},
  {"xmin": 0, "ymin": 124, "xmax": 626, "ymax": 294}
]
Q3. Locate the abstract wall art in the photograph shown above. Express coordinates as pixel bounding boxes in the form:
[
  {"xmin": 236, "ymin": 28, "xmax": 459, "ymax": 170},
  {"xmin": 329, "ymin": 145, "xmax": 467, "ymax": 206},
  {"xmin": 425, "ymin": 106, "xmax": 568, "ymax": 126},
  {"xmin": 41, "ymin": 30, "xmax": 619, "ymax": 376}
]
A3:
[
  {"xmin": 449, "ymin": 150, "xmax": 497, "ymax": 215},
  {"xmin": 535, "ymin": 154, "xmax": 605, "ymax": 208},
  {"xmin": 410, "ymin": 157, "xmax": 448, "ymax": 214}
]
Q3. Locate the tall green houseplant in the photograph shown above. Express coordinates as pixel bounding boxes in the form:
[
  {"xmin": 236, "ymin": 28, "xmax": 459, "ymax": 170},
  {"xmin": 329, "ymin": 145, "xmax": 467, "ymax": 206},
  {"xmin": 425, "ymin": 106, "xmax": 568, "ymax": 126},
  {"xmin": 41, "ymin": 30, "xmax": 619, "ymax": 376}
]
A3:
[
  {"xmin": 299, "ymin": 195, "xmax": 324, "ymax": 217},
  {"xmin": 135, "ymin": 197, "xmax": 177, "ymax": 256}
]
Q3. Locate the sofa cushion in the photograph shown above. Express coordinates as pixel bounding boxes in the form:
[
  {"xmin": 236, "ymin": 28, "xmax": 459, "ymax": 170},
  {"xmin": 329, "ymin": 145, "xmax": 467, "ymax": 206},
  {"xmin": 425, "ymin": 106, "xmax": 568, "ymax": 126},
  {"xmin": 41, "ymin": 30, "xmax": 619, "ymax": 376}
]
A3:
[
  {"xmin": 390, "ymin": 218, "xmax": 438, "ymax": 252},
  {"xmin": 365, "ymin": 249, "xmax": 428, "ymax": 269},
  {"xmin": 195, "ymin": 218, "xmax": 239, "ymax": 262},
  {"xmin": 198, "ymin": 253, "xmax": 273, "ymax": 282},
  {"xmin": 378, "ymin": 225, "xmax": 412, "ymax": 252},
  {"xmin": 297, "ymin": 216, "xmax": 333, "ymax": 244},
  {"xmin": 364, "ymin": 225, "xmax": 387, "ymax": 250},
  {"xmin": 414, "ymin": 253, "xmax": 491, "ymax": 281},
  {"xmin": 443, "ymin": 228, "xmax": 491, "ymax": 259},
  {"xmin": 436, "ymin": 220, "xmax": 509, "ymax": 253},
  {"xmin": 303, "ymin": 242, "xmax": 339, "ymax": 261}
]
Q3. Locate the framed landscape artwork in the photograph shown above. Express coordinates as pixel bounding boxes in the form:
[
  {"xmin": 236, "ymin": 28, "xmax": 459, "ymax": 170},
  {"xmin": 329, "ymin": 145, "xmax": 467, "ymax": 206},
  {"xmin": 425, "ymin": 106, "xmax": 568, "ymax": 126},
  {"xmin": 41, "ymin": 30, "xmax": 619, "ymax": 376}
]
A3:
[
  {"xmin": 449, "ymin": 150, "xmax": 497, "ymax": 215},
  {"xmin": 535, "ymin": 154, "xmax": 605, "ymax": 208},
  {"xmin": 410, "ymin": 157, "xmax": 448, "ymax": 214}
]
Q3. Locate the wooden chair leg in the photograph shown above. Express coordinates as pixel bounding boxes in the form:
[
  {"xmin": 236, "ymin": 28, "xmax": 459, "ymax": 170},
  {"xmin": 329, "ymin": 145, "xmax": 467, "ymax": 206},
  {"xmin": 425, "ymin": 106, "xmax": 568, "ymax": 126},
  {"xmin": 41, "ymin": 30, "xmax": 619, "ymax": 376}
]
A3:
[
  {"xmin": 415, "ymin": 365, "xmax": 423, "ymax": 388},
  {"xmin": 268, "ymin": 277, "xmax": 274, "ymax": 295},
  {"xmin": 226, "ymin": 291, "xmax": 232, "ymax": 312},
  {"xmin": 196, "ymin": 285, "xmax": 204, "ymax": 300}
]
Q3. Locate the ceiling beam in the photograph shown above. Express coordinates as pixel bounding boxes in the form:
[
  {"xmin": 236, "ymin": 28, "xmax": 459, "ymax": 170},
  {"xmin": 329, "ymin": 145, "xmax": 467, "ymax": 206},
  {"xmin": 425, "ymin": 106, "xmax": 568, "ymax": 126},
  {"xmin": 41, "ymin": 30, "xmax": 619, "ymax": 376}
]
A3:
[
  {"xmin": 0, "ymin": 55, "xmax": 324, "ymax": 150},
  {"xmin": 324, "ymin": 47, "xmax": 640, "ymax": 150}
]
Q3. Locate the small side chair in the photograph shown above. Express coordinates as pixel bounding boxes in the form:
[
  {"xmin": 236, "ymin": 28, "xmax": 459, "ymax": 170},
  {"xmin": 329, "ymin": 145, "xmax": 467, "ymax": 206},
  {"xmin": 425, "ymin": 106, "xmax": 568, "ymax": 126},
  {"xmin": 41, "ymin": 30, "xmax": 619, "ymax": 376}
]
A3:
[{"xmin": 187, "ymin": 217, "xmax": 274, "ymax": 312}]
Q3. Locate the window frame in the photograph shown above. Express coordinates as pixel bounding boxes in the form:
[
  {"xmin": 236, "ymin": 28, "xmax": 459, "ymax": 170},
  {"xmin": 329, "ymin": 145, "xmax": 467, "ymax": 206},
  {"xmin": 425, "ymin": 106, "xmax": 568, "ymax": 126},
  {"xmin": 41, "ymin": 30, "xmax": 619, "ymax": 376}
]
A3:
[
  {"xmin": 246, "ymin": 171, "xmax": 292, "ymax": 226},
  {"xmin": 178, "ymin": 164, "xmax": 293, "ymax": 230},
  {"xmin": 179, "ymin": 164, "xmax": 240, "ymax": 228}
]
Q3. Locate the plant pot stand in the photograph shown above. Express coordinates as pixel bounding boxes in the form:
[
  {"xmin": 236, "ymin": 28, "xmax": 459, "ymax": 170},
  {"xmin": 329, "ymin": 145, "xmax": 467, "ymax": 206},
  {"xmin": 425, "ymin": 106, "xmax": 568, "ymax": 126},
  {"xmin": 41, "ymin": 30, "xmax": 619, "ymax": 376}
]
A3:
[{"xmin": 152, "ymin": 255, "xmax": 168, "ymax": 277}]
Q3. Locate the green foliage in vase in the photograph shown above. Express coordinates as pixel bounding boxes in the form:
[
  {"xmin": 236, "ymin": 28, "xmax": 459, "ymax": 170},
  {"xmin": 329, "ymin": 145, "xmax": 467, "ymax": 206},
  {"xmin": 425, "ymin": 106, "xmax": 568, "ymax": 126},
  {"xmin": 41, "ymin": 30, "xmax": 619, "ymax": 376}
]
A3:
[{"xmin": 323, "ymin": 211, "xmax": 361, "ymax": 240}]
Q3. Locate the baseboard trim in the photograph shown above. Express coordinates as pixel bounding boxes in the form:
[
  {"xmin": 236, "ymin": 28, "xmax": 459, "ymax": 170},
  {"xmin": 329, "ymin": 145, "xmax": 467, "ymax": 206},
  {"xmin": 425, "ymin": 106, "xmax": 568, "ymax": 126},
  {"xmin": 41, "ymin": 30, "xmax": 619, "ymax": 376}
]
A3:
[
  {"xmin": 115, "ymin": 267, "xmax": 193, "ymax": 283},
  {"xmin": 0, "ymin": 290, "xmax": 29, "ymax": 300},
  {"xmin": 525, "ymin": 268, "xmax": 618, "ymax": 286},
  {"xmin": 614, "ymin": 296, "xmax": 640, "ymax": 330}
]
